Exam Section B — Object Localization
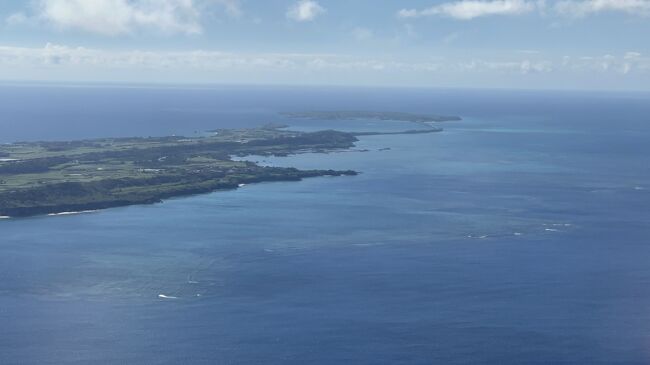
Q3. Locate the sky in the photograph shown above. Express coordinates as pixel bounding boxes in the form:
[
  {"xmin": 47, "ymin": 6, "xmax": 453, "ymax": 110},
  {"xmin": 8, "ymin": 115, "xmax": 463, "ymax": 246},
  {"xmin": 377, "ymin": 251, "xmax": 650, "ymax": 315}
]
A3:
[{"xmin": 0, "ymin": 0, "xmax": 649, "ymax": 90}]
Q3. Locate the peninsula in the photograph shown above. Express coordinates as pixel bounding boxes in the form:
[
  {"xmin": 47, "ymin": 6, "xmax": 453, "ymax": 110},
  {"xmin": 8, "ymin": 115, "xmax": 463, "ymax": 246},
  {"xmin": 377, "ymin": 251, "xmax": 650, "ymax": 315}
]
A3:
[{"xmin": 0, "ymin": 112, "xmax": 459, "ymax": 218}]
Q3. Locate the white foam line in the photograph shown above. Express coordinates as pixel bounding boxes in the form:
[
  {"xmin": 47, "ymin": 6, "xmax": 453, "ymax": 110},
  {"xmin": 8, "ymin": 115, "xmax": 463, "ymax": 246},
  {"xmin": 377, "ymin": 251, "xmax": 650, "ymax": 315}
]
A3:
[
  {"xmin": 467, "ymin": 235, "xmax": 489, "ymax": 239},
  {"xmin": 47, "ymin": 210, "xmax": 99, "ymax": 217},
  {"xmin": 0, "ymin": 216, "xmax": 10, "ymax": 219},
  {"xmin": 158, "ymin": 294, "xmax": 178, "ymax": 299}
]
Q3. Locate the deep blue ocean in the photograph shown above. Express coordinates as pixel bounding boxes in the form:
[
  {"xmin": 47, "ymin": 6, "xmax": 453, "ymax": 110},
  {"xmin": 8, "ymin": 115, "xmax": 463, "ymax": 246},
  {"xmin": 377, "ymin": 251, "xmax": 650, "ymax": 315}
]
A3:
[{"xmin": 1, "ymin": 84, "xmax": 650, "ymax": 364}]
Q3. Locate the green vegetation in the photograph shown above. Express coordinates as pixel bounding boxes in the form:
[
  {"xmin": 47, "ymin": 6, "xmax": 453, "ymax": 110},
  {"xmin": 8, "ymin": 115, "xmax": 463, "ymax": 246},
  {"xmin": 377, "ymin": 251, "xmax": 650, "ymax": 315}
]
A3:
[{"xmin": 0, "ymin": 125, "xmax": 357, "ymax": 217}]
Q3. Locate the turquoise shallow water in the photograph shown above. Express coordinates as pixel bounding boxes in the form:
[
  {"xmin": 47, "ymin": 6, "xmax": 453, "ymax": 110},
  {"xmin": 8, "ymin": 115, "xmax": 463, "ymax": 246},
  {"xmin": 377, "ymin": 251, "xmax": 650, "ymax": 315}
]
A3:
[{"xmin": 1, "ymin": 86, "xmax": 650, "ymax": 364}]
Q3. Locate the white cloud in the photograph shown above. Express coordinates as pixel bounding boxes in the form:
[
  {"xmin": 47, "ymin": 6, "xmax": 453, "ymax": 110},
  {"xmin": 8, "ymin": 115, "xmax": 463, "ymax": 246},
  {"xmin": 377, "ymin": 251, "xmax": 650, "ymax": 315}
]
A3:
[
  {"xmin": 38, "ymin": 0, "xmax": 205, "ymax": 35},
  {"xmin": 561, "ymin": 53, "xmax": 648, "ymax": 74},
  {"xmin": 398, "ymin": 0, "xmax": 539, "ymax": 20},
  {"xmin": 352, "ymin": 27, "xmax": 373, "ymax": 41},
  {"xmin": 457, "ymin": 59, "xmax": 553, "ymax": 73},
  {"xmin": 287, "ymin": 0, "xmax": 325, "ymax": 22},
  {"xmin": 12, "ymin": 0, "xmax": 241, "ymax": 36},
  {"xmin": 555, "ymin": 0, "xmax": 650, "ymax": 17}
]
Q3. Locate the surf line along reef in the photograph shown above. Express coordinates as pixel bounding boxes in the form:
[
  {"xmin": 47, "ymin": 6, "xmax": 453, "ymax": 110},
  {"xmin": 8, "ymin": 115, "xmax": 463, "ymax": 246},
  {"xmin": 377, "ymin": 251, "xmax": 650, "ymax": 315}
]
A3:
[{"xmin": 0, "ymin": 112, "xmax": 458, "ymax": 218}]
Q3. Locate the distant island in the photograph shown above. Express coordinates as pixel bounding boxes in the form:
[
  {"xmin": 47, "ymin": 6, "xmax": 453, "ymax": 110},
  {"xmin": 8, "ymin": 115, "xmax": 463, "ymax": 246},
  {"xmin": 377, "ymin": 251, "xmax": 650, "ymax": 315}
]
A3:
[{"xmin": 0, "ymin": 112, "xmax": 457, "ymax": 218}]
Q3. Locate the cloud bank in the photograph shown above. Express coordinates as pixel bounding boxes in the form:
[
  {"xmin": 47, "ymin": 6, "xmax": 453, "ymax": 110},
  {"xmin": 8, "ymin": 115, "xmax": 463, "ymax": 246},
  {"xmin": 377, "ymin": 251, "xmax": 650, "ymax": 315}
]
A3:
[{"xmin": 0, "ymin": 43, "xmax": 645, "ymax": 76}]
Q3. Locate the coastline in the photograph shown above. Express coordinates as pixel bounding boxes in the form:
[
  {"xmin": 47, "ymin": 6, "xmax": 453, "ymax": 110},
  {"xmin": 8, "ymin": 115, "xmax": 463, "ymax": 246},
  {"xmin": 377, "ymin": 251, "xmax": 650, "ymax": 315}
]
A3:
[
  {"xmin": 0, "ymin": 169, "xmax": 357, "ymax": 218},
  {"xmin": 0, "ymin": 112, "xmax": 457, "ymax": 219}
]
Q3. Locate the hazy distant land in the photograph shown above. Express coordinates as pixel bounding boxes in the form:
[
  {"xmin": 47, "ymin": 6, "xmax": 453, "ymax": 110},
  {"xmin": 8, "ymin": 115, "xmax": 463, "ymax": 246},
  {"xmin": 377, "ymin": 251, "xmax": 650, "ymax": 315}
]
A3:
[
  {"xmin": 0, "ymin": 112, "xmax": 457, "ymax": 218},
  {"xmin": 283, "ymin": 111, "xmax": 461, "ymax": 124}
]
